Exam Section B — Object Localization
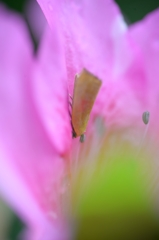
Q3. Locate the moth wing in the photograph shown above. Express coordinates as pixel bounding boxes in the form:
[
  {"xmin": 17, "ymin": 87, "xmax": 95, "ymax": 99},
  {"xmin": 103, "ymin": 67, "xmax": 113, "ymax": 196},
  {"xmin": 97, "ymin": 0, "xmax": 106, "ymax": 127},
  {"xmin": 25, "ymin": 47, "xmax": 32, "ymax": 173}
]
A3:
[{"xmin": 72, "ymin": 69, "xmax": 102, "ymax": 136}]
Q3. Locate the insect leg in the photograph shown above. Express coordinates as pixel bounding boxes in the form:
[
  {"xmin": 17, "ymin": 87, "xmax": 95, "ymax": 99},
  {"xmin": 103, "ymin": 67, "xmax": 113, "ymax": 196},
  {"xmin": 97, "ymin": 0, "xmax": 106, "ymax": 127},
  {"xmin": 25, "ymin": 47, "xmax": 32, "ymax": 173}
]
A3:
[
  {"xmin": 68, "ymin": 93, "xmax": 76, "ymax": 138},
  {"xmin": 69, "ymin": 94, "xmax": 73, "ymax": 100}
]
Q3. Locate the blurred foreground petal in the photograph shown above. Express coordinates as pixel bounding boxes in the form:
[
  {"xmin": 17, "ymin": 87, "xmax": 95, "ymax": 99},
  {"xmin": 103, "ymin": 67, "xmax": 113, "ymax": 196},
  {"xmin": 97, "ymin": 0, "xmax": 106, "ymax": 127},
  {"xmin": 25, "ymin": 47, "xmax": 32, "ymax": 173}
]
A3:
[{"xmin": 0, "ymin": 5, "xmax": 68, "ymax": 239}]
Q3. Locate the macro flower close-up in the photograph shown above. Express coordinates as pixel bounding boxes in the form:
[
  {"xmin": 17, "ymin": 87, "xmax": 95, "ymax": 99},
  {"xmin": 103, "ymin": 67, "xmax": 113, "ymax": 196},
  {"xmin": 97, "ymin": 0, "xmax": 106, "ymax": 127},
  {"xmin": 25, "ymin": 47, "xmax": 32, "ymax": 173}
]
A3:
[{"xmin": 0, "ymin": 0, "xmax": 159, "ymax": 239}]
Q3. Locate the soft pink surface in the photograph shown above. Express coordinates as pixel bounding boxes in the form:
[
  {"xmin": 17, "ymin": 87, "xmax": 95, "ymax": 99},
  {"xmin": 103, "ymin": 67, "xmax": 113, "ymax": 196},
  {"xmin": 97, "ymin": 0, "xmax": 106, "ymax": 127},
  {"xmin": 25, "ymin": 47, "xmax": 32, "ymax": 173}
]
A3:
[
  {"xmin": 25, "ymin": 0, "xmax": 47, "ymax": 42},
  {"xmin": 129, "ymin": 9, "xmax": 159, "ymax": 112},
  {"xmin": 37, "ymin": 0, "xmax": 129, "ymax": 91},
  {"xmin": 37, "ymin": 0, "xmax": 148, "ymax": 129},
  {"xmin": 33, "ymin": 26, "xmax": 71, "ymax": 153},
  {"xmin": 0, "ymin": 5, "xmax": 67, "ymax": 239},
  {"xmin": 0, "ymin": 0, "xmax": 159, "ymax": 239}
]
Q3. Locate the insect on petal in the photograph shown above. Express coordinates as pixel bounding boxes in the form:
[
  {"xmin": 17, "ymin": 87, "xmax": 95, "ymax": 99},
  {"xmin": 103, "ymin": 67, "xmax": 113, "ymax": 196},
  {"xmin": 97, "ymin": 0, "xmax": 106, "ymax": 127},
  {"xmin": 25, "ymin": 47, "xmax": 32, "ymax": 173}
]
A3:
[{"xmin": 72, "ymin": 69, "xmax": 102, "ymax": 138}]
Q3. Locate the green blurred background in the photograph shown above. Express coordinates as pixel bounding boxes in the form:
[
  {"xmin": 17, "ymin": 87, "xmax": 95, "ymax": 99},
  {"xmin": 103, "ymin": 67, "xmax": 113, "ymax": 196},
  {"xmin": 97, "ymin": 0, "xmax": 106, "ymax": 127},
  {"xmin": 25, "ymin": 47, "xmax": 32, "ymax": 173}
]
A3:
[{"xmin": 0, "ymin": 0, "xmax": 159, "ymax": 239}]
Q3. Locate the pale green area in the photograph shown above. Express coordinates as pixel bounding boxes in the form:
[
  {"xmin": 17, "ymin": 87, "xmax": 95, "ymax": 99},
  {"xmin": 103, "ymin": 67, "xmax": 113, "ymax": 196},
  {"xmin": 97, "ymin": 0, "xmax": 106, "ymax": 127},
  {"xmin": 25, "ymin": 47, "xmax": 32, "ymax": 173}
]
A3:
[
  {"xmin": 75, "ymin": 152, "xmax": 159, "ymax": 239},
  {"xmin": 78, "ymin": 158, "xmax": 151, "ymax": 216}
]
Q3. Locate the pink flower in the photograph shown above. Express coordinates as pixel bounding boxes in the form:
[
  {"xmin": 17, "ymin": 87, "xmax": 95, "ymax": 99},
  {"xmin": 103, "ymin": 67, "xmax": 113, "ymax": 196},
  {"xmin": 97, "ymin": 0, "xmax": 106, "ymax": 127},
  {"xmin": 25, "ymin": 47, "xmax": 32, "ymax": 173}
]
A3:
[
  {"xmin": 0, "ymin": 4, "xmax": 70, "ymax": 240},
  {"xmin": 0, "ymin": 0, "xmax": 159, "ymax": 239}
]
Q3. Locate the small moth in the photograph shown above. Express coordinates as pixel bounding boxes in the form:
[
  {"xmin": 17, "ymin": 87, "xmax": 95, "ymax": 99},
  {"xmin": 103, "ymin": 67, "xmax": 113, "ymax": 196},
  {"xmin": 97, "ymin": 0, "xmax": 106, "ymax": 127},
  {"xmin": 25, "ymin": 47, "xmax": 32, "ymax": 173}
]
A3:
[{"xmin": 71, "ymin": 68, "xmax": 102, "ymax": 142}]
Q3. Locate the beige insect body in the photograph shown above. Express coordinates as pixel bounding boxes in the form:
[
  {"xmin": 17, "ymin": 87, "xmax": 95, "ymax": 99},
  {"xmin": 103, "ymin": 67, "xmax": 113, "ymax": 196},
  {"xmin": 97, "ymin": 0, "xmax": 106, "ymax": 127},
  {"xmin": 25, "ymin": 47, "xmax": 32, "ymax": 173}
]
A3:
[{"xmin": 71, "ymin": 69, "xmax": 102, "ymax": 139}]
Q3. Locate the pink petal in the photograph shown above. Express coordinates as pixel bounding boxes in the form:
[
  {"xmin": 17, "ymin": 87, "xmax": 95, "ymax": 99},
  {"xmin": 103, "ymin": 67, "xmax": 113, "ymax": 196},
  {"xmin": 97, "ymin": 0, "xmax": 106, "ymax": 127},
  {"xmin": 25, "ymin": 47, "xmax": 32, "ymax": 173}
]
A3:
[
  {"xmin": 128, "ymin": 9, "xmax": 159, "ymax": 137},
  {"xmin": 129, "ymin": 9, "xmax": 159, "ymax": 103},
  {"xmin": 37, "ymin": 0, "xmax": 134, "ymax": 91},
  {"xmin": 0, "ymin": 149, "xmax": 59, "ymax": 240},
  {"xmin": 36, "ymin": 0, "xmax": 145, "ymax": 130},
  {"xmin": 25, "ymin": 0, "xmax": 47, "ymax": 42},
  {"xmin": 33, "ymin": 26, "xmax": 72, "ymax": 153},
  {"xmin": 0, "ymin": 5, "xmax": 67, "ymax": 238}
]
